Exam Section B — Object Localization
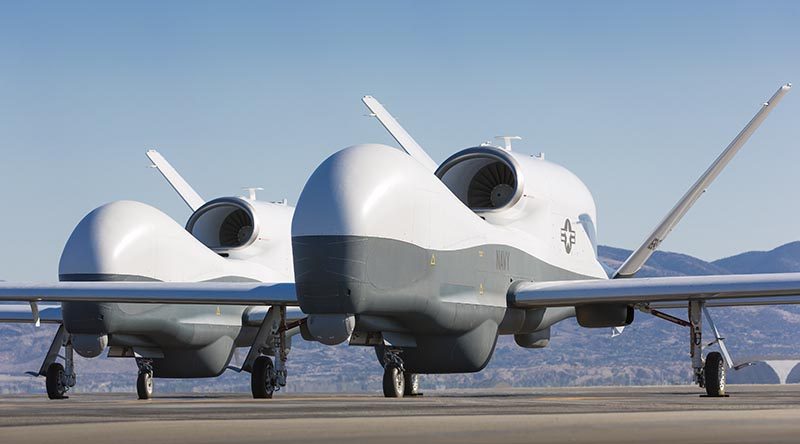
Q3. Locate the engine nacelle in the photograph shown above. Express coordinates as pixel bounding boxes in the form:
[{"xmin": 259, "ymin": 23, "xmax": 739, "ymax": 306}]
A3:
[
  {"xmin": 435, "ymin": 146, "xmax": 599, "ymax": 256},
  {"xmin": 186, "ymin": 197, "xmax": 294, "ymax": 275}
]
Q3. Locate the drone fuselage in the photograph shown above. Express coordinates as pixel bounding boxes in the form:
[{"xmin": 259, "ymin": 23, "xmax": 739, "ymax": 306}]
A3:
[{"xmin": 293, "ymin": 144, "xmax": 607, "ymax": 373}]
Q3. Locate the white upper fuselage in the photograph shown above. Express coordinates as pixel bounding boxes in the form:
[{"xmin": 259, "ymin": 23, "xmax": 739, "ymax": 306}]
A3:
[
  {"xmin": 59, "ymin": 199, "xmax": 295, "ymax": 284},
  {"xmin": 293, "ymin": 144, "xmax": 608, "ymax": 283}
]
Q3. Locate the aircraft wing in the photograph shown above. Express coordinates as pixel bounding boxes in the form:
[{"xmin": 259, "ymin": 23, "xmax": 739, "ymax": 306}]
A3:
[
  {"xmin": 612, "ymin": 84, "xmax": 791, "ymax": 279},
  {"xmin": 361, "ymin": 96, "xmax": 439, "ymax": 172},
  {"xmin": 0, "ymin": 282, "xmax": 298, "ymax": 306},
  {"xmin": 510, "ymin": 273, "xmax": 800, "ymax": 309}
]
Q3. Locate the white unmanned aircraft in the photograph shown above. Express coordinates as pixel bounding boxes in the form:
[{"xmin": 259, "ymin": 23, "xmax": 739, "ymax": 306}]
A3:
[
  {"xmin": 1, "ymin": 151, "xmax": 304, "ymax": 399},
  {"xmin": 0, "ymin": 83, "xmax": 796, "ymax": 400}
]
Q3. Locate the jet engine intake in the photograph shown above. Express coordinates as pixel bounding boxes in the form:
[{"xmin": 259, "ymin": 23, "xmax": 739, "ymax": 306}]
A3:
[
  {"xmin": 186, "ymin": 198, "xmax": 259, "ymax": 251},
  {"xmin": 436, "ymin": 147, "xmax": 523, "ymax": 212}
]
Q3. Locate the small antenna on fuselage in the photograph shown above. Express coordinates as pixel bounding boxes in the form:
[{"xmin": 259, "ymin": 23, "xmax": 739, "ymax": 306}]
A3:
[
  {"xmin": 494, "ymin": 136, "xmax": 522, "ymax": 151},
  {"xmin": 242, "ymin": 187, "xmax": 264, "ymax": 200}
]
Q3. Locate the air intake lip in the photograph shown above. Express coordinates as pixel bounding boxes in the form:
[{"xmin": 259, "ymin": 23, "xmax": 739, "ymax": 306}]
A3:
[
  {"xmin": 185, "ymin": 197, "xmax": 260, "ymax": 251},
  {"xmin": 435, "ymin": 146, "xmax": 524, "ymax": 213}
]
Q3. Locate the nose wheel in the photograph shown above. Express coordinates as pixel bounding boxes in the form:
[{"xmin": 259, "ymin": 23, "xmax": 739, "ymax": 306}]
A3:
[
  {"xmin": 136, "ymin": 359, "xmax": 154, "ymax": 400},
  {"xmin": 383, "ymin": 364, "xmax": 405, "ymax": 398},
  {"xmin": 381, "ymin": 348, "xmax": 422, "ymax": 398},
  {"xmin": 404, "ymin": 372, "xmax": 421, "ymax": 396},
  {"xmin": 137, "ymin": 370, "xmax": 154, "ymax": 400}
]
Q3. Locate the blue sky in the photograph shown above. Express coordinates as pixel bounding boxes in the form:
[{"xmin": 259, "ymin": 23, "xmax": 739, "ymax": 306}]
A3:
[{"xmin": 0, "ymin": 1, "xmax": 798, "ymax": 280}]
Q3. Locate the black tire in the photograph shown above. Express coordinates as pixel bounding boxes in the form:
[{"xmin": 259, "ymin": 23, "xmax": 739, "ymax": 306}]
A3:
[
  {"xmin": 403, "ymin": 373, "xmax": 419, "ymax": 396},
  {"xmin": 382, "ymin": 365, "xmax": 404, "ymax": 398},
  {"xmin": 45, "ymin": 363, "xmax": 66, "ymax": 400},
  {"xmin": 137, "ymin": 371, "xmax": 154, "ymax": 400},
  {"xmin": 704, "ymin": 352, "xmax": 726, "ymax": 397},
  {"xmin": 251, "ymin": 356, "xmax": 275, "ymax": 399}
]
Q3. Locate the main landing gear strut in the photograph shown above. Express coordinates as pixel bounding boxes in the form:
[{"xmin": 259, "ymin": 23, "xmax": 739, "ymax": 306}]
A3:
[
  {"xmin": 242, "ymin": 306, "xmax": 299, "ymax": 399},
  {"xmin": 382, "ymin": 348, "xmax": 421, "ymax": 398},
  {"xmin": 641, "ymin": 301, "xmax": 744, "ymax": 397},
  {"xmin": 34, "ymin": 325, "xmax": 77, "ymax": 400}
]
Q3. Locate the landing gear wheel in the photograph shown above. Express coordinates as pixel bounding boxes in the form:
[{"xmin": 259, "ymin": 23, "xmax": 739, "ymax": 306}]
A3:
[
  {"xmin": 45, "ymin": 363, "xmax": 67, "ymax": 400},
  {"xmin": 137, "ymin": 371, "xmax": 154, "ymax": 400},
  {"xmin": 251, "ymin": 356, "xmax": 275, "ymax": 399},
  {"xmin": 704, "ymin": 352, "xmax": 726, "ymax": 397},
  {"xmin": 383, "ymin": 365, "xmax": 405, "ymax": 398},
  {"xmin": 403, "ymin": 373, "xmax": 420, "ymax": 396}
]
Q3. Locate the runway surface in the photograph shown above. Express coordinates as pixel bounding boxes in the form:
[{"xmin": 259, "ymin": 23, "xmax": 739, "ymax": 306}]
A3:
[{"xmin": 2, "ymin": 385, "xmax": 800, "ymax": 443}]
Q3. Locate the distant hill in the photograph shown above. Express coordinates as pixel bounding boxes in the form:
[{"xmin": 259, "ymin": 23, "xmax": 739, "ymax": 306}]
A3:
[
  {"xmin": 712, "ymin": 241, "xmax": 800, "ymax": 274},
  {"xmin": 598, "ymin": 246, "xmax": 730, "ymax": 277},
  {"xmin": 599, "ymin": 242, "xmax": 800, "ymax": 277}
]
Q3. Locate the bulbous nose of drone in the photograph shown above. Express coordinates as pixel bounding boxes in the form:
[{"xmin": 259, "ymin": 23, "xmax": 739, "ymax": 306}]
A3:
[
  {"xmin": 291, "ymin": 144, "xmax": 437, "ymax": 318},
  {"xmin": 291, "ymin": 143, "xmax": 430, "ymax": 241}
]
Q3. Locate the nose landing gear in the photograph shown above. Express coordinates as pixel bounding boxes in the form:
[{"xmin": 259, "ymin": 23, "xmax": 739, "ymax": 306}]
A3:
[
  {"xmin": 136, "ymin": 358, "xmax": 154, "ymax": 400},
  {"xmin": 381, "ymin": 348, "xmax": 422, "ymax": 398},
  {"xmin": 383, "ymin": 362, "xmax": 405, "ymax": 398},
  {"xmin": 404, "ymin": 373, "xmax": 420, "ymax": 396}
]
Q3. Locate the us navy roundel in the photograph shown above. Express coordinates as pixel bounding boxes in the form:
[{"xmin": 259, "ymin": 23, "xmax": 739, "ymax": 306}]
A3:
[{"xmin": 560, "ymin": 219, "xmax": 576, "ymax": 254}]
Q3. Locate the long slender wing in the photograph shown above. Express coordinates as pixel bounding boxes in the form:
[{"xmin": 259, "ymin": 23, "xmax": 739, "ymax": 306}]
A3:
[
  {"xmin": 613, "ymin": 84, "xmax": 792, "ymax": 278},
  {"xmin": 146, "ymin": 150, "xmax": 205, "ymax": 211},
  {"xmin": 0, "ymin": 304, "xmax": 61, "ymax": 323},
  {"xmin": 0, "ymin": 282, "xmax": 297, "ymax": 305},
  {"xmin": 361, "ymin": 96, "xmax": 439, "ymax": 172},
  {"xmin": 510, "ymin": 273, "xmax": 800, "ymax": 309}
]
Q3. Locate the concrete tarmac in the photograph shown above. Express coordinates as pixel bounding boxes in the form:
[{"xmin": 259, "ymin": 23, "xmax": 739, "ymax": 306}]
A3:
[{"xmin": 2, "ymin": 385, "xmax": 800, "ymax": 443}]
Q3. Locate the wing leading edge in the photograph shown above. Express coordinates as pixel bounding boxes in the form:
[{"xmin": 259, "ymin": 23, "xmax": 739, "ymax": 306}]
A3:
[
  {"xmin": 0, "ymin": 282, "xmax": 297, "ymax": 306},
  {"xmin": 510, "ymin": 273, "xmax": 800, "ymax": 309}
]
